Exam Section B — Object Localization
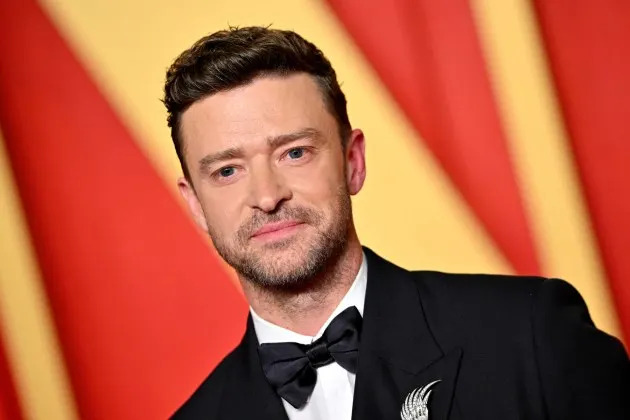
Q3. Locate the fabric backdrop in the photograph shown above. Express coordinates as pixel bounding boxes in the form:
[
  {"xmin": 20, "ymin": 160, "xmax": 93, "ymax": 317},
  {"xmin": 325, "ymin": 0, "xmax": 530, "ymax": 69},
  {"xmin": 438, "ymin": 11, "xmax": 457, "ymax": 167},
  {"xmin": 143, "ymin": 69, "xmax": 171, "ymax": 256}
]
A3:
[{"xmin": 0, "ymin": 1, "xmax": 628, "ymax": 418}]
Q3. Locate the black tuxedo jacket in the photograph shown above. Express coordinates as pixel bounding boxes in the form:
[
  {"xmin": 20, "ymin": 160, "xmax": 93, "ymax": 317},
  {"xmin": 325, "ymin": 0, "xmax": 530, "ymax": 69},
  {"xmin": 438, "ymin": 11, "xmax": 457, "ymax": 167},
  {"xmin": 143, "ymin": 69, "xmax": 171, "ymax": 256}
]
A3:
[{"xmin": 173, "ymin": 248, "xmax": 629, "ymax": 419}]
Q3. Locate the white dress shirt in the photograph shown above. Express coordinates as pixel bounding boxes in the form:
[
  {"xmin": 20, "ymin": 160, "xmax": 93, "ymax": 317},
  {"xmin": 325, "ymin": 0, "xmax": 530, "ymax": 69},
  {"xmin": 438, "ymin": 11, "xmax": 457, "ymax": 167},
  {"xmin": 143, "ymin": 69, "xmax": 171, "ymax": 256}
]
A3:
[{"xmin": 250, "ymin": 253, "xmax": 368, "ymax": 420}]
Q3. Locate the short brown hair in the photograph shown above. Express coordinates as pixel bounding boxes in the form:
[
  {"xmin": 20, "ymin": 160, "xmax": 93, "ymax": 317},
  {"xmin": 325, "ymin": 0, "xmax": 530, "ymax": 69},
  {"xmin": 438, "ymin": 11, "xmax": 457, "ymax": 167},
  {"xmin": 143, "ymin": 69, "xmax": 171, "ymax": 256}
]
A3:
[{"xmin": 163, "ymin": 26, "xmax": 351, "ymax": 180}]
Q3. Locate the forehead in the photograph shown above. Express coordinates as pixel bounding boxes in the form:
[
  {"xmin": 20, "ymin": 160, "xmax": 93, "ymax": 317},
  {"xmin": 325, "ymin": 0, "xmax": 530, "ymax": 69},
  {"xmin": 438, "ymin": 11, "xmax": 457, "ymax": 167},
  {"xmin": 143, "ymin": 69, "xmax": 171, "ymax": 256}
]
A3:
[{"xmin": 180, "ymin": 73, "xmax": 337, "ymax": 155}]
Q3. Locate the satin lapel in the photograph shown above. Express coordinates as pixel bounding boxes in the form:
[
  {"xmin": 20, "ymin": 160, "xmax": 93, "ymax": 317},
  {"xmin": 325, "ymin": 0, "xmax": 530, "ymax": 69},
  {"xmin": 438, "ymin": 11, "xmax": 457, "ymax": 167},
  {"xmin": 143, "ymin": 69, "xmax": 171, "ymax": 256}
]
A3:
[
  {"xmin": 218, "ymin": 316, "xmax": 289, "ymax": 420},
  {"xmin": 351, "ymin": 249, "xmax": 462, "ymax": 420}
]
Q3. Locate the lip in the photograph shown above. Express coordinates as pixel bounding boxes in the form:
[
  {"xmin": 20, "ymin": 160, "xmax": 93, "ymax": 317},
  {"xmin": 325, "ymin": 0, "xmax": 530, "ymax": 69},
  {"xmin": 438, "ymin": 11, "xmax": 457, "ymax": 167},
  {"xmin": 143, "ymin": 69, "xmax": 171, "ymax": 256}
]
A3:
[{"xmin": 251, "ymin": 220, "xmax": 304, "ymax": 238}]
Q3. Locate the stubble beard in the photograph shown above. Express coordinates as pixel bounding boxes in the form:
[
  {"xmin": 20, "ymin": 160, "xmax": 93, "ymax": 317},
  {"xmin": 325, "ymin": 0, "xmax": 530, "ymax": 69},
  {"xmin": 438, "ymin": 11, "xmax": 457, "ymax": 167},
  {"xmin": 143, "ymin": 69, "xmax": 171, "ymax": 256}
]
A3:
[{"xmin": 207, "ymin": 188, "xmax": 352, "ymax": 291}]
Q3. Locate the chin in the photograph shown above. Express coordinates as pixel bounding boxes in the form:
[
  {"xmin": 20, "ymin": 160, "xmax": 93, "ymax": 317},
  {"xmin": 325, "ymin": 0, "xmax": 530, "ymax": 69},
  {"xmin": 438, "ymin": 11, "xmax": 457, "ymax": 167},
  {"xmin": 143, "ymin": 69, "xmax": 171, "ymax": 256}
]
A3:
[
  {"xmin": 242, "ymin": 238, "xmax": 334, "ymax": 289},
  {"xmin": 254, "ymin": 242, "xmax": 311, "ymax": 271}
]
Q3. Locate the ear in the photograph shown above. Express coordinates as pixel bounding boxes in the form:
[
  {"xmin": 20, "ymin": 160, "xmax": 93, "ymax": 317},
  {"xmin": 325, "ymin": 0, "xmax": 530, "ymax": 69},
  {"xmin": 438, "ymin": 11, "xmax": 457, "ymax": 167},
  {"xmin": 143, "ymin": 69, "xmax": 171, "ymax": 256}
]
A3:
[
  {"xmin": 177, "ymin": 177, "xmax": 209, "ymax": 232},
  {"xmin": 345, "ymin": 129, "xmax": 366, "ymax": 195}
]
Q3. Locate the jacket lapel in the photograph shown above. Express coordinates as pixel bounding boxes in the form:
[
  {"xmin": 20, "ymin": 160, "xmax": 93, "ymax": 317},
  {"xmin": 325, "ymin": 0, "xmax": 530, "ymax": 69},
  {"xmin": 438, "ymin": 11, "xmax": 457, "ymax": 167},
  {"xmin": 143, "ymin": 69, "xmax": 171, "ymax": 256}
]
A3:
[
  {"xmin": 352, "ymin": 248, "xmax": 462, "ymax": 420},
  {"xmin": 218, "ymin": 316, "xmax": 289, "ymax": 420}
]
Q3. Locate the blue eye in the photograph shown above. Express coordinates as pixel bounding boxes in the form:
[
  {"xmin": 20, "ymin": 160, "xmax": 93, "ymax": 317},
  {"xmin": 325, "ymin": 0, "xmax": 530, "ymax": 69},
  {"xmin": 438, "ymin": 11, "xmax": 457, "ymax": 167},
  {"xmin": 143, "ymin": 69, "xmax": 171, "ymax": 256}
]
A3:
[
  {"xmin": 219, "ymin": 167, "xmax": 235, "ymax": 177},
  {"xmin": 288, "ymin": 148, "xmax": 304, "ymax": 159}
]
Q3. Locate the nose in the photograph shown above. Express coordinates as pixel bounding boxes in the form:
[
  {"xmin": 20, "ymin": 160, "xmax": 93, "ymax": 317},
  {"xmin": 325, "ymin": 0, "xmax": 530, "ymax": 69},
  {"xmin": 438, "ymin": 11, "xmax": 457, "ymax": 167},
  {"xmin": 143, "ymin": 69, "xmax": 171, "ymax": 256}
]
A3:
[{"xmin": 247, "ymin": 163, "xmax": 292, "ymax": 213}]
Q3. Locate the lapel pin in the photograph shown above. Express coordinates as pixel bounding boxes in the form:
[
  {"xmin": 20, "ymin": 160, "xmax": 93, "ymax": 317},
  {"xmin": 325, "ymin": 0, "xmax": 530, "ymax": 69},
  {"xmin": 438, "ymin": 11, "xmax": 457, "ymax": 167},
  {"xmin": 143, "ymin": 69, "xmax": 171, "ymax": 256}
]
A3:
[{"xmin": 400, "ymin": 379, "xmax": 441, "ymax": 420}]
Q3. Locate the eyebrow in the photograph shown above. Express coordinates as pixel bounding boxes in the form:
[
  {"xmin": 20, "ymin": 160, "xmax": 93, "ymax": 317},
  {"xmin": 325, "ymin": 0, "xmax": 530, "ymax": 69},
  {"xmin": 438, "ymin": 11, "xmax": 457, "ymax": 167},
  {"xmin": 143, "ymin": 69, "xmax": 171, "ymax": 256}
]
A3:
[
  {"xmin": 198, "ymin": 147, "xmax": 244, "ymax": 174},
  {"xmin": 266, "ymin": 127, "xmax": 322, "ymax": 149},
  {"xmin": 197, "ymin": 127, "xmax": 323, "ymax": 174}
]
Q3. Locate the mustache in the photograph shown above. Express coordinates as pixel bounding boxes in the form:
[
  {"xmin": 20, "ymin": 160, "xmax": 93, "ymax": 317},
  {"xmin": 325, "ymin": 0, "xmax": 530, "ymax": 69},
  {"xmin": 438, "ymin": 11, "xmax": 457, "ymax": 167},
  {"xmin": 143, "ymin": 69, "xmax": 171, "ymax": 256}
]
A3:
[{"xmin": 237, "ymin": 206, "xmax": 322, "ymax": 241}]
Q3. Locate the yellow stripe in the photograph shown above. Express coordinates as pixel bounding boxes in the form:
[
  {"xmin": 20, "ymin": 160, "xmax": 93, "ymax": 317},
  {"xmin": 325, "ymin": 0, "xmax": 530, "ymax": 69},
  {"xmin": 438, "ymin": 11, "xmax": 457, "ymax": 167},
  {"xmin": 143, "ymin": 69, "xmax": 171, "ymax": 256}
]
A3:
[
  {"xmin": 39, "ymin": 0, "xmax": 509, "ymax": 275},
  {"xmin": 0, "ymin": 131, "xmax": 78, "ymax": 419},
  {"xmin": 471, "ymin": 0, "xmax": 621, "ymax": 338}
]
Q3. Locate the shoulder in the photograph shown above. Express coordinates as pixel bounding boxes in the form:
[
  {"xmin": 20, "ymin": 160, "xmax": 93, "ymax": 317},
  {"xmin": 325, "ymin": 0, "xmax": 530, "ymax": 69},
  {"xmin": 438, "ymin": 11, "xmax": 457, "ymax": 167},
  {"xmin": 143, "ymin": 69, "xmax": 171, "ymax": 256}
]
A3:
[
  {"xmin": 413, "ymin": 269, "xmax": 545, "ymax": 302},
  {"xmin": 171, "ymin": 345, "xmax": 245, "ymax": 419},
  {"xmin": 410, "ymin": 270, "xmax": 614, "ymax": 339},
  {"xmin": 365, "ymin": 248, "xmax": 550, "ymax": 345},
  {"xmin": 411, "ymin": 271, "xmax": 629, "ymax": 408},
  {"xmin": 411, "ymin": 270, "xmax": 545, "ymax": 323},
  {"xmin": 407, "ymin": 270, "xmax": 584, "ymax": 349}
]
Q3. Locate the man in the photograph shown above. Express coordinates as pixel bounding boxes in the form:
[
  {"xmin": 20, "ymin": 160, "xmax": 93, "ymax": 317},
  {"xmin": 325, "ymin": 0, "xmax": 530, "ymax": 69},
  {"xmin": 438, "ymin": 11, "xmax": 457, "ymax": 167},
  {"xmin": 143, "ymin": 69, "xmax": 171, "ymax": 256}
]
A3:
[{"xmin": 164, "ymin": 27, "xmax": 629, "ymax": 419}]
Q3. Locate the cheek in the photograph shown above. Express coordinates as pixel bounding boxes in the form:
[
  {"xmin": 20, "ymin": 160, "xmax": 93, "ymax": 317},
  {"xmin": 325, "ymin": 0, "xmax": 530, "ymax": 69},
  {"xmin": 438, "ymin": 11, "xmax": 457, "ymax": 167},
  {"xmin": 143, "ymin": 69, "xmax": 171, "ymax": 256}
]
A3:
[
  {"xmin": 287, "ymin": 169, "xmax": 345, "ymax": 213},
  {"xmin": 198, "ymin": 190, "xmax": 243, "ymax": 234},
  {"xmin": 288, "ymin": 149, "xmax": 346, "ymax": 193},
  {"xmin": 292, "ymin": 157, "xmax": 345, "ymax": 203}
]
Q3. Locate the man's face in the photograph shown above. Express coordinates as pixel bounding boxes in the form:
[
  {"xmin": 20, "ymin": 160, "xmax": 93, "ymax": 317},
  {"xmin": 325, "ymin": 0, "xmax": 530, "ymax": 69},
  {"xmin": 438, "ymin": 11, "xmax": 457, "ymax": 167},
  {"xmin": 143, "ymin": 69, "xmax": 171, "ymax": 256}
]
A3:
[{"xmin": 178, "ymin": 74, "xmax": 366, "ymax": 289}]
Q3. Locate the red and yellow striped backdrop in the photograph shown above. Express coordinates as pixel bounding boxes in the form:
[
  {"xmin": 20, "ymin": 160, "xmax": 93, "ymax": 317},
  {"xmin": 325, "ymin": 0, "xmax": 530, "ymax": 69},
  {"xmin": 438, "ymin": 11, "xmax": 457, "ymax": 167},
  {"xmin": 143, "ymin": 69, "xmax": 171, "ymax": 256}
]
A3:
[{"xmin": 1, "ymin": 1, "xmax": 628, "ymax": 418}]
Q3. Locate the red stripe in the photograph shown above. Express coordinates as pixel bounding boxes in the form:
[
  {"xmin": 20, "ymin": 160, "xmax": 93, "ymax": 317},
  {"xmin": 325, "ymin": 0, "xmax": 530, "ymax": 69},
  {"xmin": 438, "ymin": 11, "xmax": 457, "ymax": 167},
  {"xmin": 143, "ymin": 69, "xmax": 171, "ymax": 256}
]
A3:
[
  {"xmin": 326, "ymin": 0, "xmax": 540, "ymax": 274},
  {"xmin": 532, "ymin": 1, "xmax": 630, "ymax": 342},
  {"xmin": 0, "ymin": 317, "xmax": 23, "ymax": 420},
  {"xmin": 0, "ymin": 1, "xmax": 247, "ymax": 418}
]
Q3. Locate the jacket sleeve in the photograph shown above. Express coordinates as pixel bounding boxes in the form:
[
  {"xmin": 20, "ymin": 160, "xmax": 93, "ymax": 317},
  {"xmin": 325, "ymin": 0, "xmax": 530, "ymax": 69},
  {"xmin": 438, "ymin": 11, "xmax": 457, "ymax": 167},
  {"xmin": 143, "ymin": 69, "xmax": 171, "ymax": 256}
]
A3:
[{"xmin": 532, "ymin": 278, "xmax": 630, "ymax": 419}]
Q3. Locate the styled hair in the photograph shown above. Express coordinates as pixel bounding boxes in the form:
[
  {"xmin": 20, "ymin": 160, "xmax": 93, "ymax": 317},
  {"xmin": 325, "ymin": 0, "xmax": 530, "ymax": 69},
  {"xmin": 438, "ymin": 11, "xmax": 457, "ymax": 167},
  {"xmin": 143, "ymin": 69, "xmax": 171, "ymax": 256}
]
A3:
[{"xmin": 163, "ymin": 26, "xmax": 351, "ymax": 180}]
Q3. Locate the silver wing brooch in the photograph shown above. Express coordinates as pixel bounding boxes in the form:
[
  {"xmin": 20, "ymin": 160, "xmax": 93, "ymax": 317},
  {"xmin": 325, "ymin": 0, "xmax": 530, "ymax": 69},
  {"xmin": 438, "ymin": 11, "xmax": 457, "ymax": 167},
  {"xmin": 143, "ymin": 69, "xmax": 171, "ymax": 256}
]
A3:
[{"xmin": 400, "ymin": 379, "xmax": 441, "ymax": 420}]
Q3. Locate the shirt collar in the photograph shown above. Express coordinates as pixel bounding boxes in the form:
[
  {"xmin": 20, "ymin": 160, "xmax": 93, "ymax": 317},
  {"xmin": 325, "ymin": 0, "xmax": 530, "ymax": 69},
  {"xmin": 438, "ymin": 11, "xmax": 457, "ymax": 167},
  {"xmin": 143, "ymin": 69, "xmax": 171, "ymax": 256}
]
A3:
[{"xmin": 251, "ymin": 252, "xmax": 368, "ymax": 345}]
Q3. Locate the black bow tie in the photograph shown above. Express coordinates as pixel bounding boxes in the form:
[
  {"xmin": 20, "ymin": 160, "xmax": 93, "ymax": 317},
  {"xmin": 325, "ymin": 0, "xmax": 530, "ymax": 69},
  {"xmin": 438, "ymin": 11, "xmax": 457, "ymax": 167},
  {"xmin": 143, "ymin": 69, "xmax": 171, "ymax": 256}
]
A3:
[{"xmin": 258, "ymin": 306, "xmax": 362, "ymax": 409}]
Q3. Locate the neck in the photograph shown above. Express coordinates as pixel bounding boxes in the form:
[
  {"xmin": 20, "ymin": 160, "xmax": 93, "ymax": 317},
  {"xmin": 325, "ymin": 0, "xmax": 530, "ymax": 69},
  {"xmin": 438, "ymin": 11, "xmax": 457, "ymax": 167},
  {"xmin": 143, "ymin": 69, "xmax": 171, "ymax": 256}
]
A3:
[{"xmin": 242, "ymin": 233, "xmax": 363, "ymax": 336}]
